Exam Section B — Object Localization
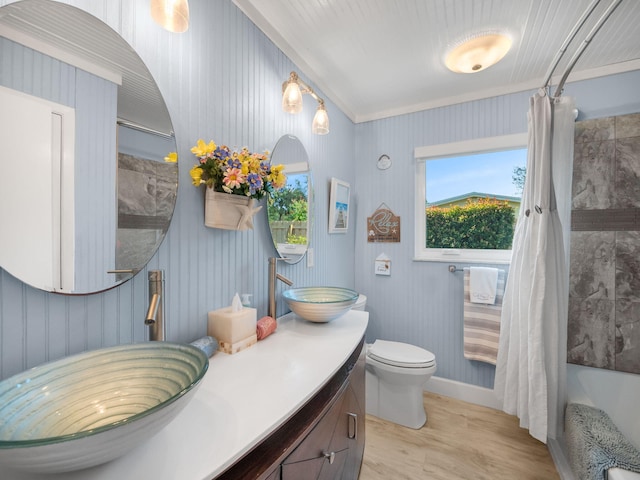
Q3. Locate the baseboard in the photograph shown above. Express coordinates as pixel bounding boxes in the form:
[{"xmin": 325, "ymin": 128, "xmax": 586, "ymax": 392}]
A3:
[
  {"xmin": 548, "ymin": 437, "xmax": 575, "ymax": 480},
  {"xmin": 423, "ymin": 376, "xmax": 502, "ymax": 410}
]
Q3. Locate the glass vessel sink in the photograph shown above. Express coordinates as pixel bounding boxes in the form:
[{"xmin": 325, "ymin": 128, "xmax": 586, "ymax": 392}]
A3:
[
  {"xmin": 0, "ymin": 342, "xmax": 208, "ymax": 474},
  {"xmin": 283, "ymin": 286, "xmax": 359, "ymax": 323}
]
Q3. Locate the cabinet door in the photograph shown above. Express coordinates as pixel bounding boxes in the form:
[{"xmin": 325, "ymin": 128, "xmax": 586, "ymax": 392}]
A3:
[
  {"xmin": 281, "ymin": 448, "xmax": 348, "ymax": 480},
  {"xmin": 262, "ymin": 466, "xmax": 280, "ymax": 480},
  {"xmin": 282, "ymin": 382, "xmax": 350, "ymax": 479},
  {"xmin": 343, "ymin": 346, "xmax": 366, "ymax": 479}
]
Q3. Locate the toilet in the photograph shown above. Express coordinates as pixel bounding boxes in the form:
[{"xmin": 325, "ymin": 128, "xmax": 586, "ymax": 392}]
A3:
[
  {"xmin": 352, "ymin": 293, "xmax": 437, "ymax": 429},
  {"xmin": 365, "ymin": 339, "xmax": 437, "ymax": 429},
  {"xmin": 351, "ymin": 294, "xmax": 367, "ymax": 311}
]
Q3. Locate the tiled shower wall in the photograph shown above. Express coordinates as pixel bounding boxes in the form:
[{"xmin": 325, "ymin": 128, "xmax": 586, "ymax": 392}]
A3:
[{"xmin": 568, "ymin": 113, "xmax": 640, "ymax": 374}]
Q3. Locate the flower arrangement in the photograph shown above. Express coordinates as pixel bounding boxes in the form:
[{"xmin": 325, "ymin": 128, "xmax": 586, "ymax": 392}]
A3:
[{"xmin": 189, "ymin": 139, "xmax": 286, "ymax": 200}]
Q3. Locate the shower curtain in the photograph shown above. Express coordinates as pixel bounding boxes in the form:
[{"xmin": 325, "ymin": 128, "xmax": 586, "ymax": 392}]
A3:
[{"xmin": 494, "ymin": 90, "xmax": 575, "ymax": 443}]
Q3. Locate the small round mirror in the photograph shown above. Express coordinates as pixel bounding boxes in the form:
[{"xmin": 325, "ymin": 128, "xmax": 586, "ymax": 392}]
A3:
[{"xmin": 267, "ymin": 135, "xmax": 312, "ymax": 265}]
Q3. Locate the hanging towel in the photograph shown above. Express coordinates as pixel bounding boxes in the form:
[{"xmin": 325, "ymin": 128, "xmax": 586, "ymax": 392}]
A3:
[
  {"xmin": 469, "ymin": 267, "xmax": 499, "ymax": 304},
  {"xmin": 463, "ymin": 268, "xmax": 505, "ymax": 365}
]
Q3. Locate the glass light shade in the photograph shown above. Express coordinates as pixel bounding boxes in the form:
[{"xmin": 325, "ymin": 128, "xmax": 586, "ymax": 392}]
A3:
[
  {"xmin": 282, "ymin": 81, "xmax": 303, "ymax": 114},
  {"xmin": 151, "ymin": 0, "xmax": 190, "ymax": 33},
  {"xmin": 445, "ymin": 33, "xmax": 512, "ymax": 73},
  {"xmin": 312, "ymin": 104, "xmax": 330, "ymax": 135}
]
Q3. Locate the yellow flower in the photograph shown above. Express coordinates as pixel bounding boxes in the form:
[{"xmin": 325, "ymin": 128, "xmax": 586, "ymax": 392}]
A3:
[
  {"xmin": 164, "ymin": 152, "xmax": 178, "ymax": 163},
  {"xmin": 248, "ymin": 156, "xmax": 261, "ymax": 172},
  {"xmin": 189, "ymin": 165, "xmax": 203, "ymax": 186},
  {"xmin": 190, "ymin": 139, "xmax": 216, "ymax": 157},
  {"xmin": 268, "ymin": 164, "xmax": 286, "ymax": 189}
]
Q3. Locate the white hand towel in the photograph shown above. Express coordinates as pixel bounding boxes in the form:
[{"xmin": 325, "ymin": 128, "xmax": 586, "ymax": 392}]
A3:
[{"xmin": 469, "ymin": 267, "xmax": 499, "ymax": 304}]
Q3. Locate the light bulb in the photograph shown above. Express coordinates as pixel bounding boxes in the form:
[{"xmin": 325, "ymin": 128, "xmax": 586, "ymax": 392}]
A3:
[
  {"xmin": 312, "ymin": 104, "xmax": 329, "ymax": 135},
  {"xmin": 282, "ymin": 81, "xmax": 303, "ymax": 114},
  {"xmin": 151, "ymin": 0, "xmax": 190, "ymax": 33}
]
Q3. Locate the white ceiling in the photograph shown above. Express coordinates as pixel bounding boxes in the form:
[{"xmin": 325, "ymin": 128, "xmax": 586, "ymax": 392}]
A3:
[{"xmin": 233, "ymin": 0, "xmax": 640, "ymax": 123}]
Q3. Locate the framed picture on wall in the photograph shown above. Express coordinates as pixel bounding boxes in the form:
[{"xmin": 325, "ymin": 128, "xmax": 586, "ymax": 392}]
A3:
[{"xmin": 328, "ymin": 178, "xmax": 350, "ymax": 233}]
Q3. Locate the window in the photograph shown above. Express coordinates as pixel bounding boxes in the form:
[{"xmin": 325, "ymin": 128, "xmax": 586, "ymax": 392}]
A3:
[{"xmin": 414, "ymin": 134, "xmax": 527, "ymax": 263}]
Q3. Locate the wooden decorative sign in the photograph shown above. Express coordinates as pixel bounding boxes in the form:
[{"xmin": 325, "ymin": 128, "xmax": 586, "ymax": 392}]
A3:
[{"xmin": 367, "ymin": 203, "xmax": 400, "ymax": 243}]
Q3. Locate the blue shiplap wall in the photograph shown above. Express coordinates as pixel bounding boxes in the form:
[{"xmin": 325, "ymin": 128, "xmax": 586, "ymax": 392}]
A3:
[
  {"xmin": 353, "ymin": 71, "xmax": 640, "ymax": 389},
  {"xmin": 0, "ymin": 0, "xmax": 356, "ymax": 380},
  {"xmin": 353, "ymin": 93, "xmax": 532, "ymax": 388},
  {"xmin": 2, "ymin": 0, "xmax": 640, "ymax": 397}
]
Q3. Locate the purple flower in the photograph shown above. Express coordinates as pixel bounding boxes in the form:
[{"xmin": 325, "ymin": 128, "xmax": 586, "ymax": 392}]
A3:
[
  {"xmin": 247, "ymin": 173, "xmax": 263, "ymax": 195},
  {"xmin": 226, "ymin": 158, "xmax": 241, "ymax": 169},
  {"xmin": 215, "ymin": 147, "xmax": 229, "ymax": 159}
]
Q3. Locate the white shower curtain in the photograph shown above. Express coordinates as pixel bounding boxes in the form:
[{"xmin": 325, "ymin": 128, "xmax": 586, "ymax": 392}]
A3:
[{"xmin": 494, "ymin": 89, "xmax": 575, "ymax": 443}]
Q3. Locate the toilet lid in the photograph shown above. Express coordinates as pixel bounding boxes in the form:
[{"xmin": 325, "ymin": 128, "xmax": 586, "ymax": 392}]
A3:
[{"xmin": 368, "ymin": 340, "xmax": 436, "ymax": 368}]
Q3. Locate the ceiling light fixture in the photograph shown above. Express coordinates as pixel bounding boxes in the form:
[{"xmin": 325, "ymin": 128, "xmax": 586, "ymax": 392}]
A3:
[
  {"xmin": 282, "ymin": 71, "xmax": 330, "ymax": 135},
  {"xmin": 150, "ymin": 0, "xmax": 190, "ymax": 33},
  {"xmin": 445, "ymin": 33, "xmax": 512, "ymax": 73}
]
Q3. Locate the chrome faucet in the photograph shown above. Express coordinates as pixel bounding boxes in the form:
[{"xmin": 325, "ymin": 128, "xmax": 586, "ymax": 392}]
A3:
[
  {"xmin": 268, "ymin": 257, "xmax": 293, "ymax": 319},
  {"xmin": 145, "ymin": 270, "xmax": 165, "ymax": 341}
]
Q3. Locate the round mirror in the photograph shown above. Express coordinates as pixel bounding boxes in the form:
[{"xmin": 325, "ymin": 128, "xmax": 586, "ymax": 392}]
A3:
[
  {"xmin": 267, "ymin": 135, "xmax": 312, "ymax": 265},
  {"xmin": 0, "ymin": 0, "xmax": 177, "ymax": 294}
]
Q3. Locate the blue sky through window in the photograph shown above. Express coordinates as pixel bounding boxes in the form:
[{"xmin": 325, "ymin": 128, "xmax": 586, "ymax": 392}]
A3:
[
  {"xmin": 286, "ymin": 173, "xmax": 308, "ymax": 194},
  {"xmin": 425, "ymin": 149, "xmax": 527, "ymax": 203}
]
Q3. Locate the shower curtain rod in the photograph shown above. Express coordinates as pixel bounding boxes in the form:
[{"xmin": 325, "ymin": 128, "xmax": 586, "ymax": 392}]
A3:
[
  {"xmin": 541, "ymin": 0, "xmax": 602, "ymax": 89},
  {"xmin": 542, "ymin": 0, "xmax": 624, "ymax": 97},
  {"xmin": 553, "ymin": 0, "xmax": 623, "ymax": 97},
  {"xmin": 117, "ymin": 119, "xmax": 175, "ymax": 139}
]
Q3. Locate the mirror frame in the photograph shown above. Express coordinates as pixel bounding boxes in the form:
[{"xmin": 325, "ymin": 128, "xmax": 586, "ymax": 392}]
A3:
[{"xmin": 267, "ymin": 135, "xmax": 313, "ymax": 265}]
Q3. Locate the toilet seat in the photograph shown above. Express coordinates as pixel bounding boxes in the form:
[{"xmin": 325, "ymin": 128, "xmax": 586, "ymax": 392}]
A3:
[{"xmin": 368, "ymin": 340, "xmax": 435, "ymax": 369}]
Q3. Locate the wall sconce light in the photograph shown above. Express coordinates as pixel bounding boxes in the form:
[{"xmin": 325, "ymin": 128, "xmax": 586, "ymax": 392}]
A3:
[
  {"xmin": 445, "ymin": 32, "xmax": 512, "ymax": 73},
  {"xmin": 151, "ymin": 0, "xmax": 190, "ymax": 33},
  {"xmin": 282, "ymin": 71, "xmax": 330, "ymax": 135}
]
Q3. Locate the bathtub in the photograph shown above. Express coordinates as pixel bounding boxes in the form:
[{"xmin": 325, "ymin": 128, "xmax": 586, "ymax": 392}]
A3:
[
  {"xmin": 567, "ymin": 364, "xmax": 640, "ymax": 480},
  {"xmin": 567, "ymin": 364, "xmax": 640, "ymax": 448},
  {"xmin": 609, "ymin": 469, "xmax": 640, "ymax": 480}
]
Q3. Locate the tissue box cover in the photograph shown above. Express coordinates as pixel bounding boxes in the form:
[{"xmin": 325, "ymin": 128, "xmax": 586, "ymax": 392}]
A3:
[
  {"xmin": 219, "ymin": 334, "xmax": 257, "ymax": 355},
  {"xmin": 207, "ymin": 306, "xmax": 257, "ymax": 344}
]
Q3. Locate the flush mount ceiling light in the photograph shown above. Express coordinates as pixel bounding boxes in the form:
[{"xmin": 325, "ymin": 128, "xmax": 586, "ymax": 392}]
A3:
[
  {"xmin": 445, "ymin": 33, "xmax": 512, "ymax": 73},
  {"xmin": 150, "ymin": 0, "xmax": 190, "ymax": 33},
  {"xmin": 282, "ymin": 71, "xmax": 330, "ymax": 135}
]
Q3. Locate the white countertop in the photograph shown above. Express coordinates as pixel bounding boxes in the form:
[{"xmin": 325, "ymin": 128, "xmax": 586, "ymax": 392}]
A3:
[{"xmin": 8, "ymin": 310, "xmax": 368, "ymax": 480}]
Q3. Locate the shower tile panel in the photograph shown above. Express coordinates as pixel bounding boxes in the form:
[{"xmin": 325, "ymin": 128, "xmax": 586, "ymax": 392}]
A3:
[
  {"xmin": 615, "ymin": 113, "xmax": 640, "ymax": 139},
  {"xmin": 118, "ymin": 153, "xmax": 177, "ymax": 220},
  {"xmin": 567, "ymin": 297, "xmax": 615, "ymax": 369},
  {"xmin": 574, "ymin": 117, "xmax": 615, "ymax": 144},
  {"xmin": 569, "ymin": 112, "xmax": 640, "ymax": 375},
  {"xmin": 569, "ymin": 232, "xmax": 615, "ymax": 299},
  {"xmin": 571, "ymin": 208, "xmax": 640, "ymax": 231},
  {"xmin": 116, "ymin": 153, "xmax": 176, "ymax": 272},
  {"xmin": 572, "ymin": 140, "xmax": 616, "ymax": 209},
  {"xmin": 616, "ymin": 232, "xmax": 640, "ymax": 302},
  {"xmin": 615, "ymin": 300, "xmax": 640, "ymax": 374},
  {"xmin": 615, "ymin": 137, "xmax": 640, "ymax": 208}
]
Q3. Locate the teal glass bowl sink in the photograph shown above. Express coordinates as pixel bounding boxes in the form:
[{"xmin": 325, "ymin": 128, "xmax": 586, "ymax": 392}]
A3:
[
  {"xmin": 283, "ymin": 286, "xmax": 359, "ymax": 323},
  {"xmin": 0, "ymin": 342, "xmax": 208, "ymax": 474}
]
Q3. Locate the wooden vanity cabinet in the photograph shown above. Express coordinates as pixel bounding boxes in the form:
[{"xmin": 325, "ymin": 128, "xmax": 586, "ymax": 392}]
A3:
[{"xmin": 216, "ymin": 336, "xmax": 365, "ymax": 480}]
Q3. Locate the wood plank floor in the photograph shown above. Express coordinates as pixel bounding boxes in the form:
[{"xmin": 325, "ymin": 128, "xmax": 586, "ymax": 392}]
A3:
[{"xmin": 360, "ymin": 392, "xmax": 560, "ymax": 480}]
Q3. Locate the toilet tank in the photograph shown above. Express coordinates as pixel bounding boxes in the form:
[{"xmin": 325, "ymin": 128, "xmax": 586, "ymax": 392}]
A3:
[{"xmin": 352, "ymin": 294, "xmax": 367, "ymax": 311}]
